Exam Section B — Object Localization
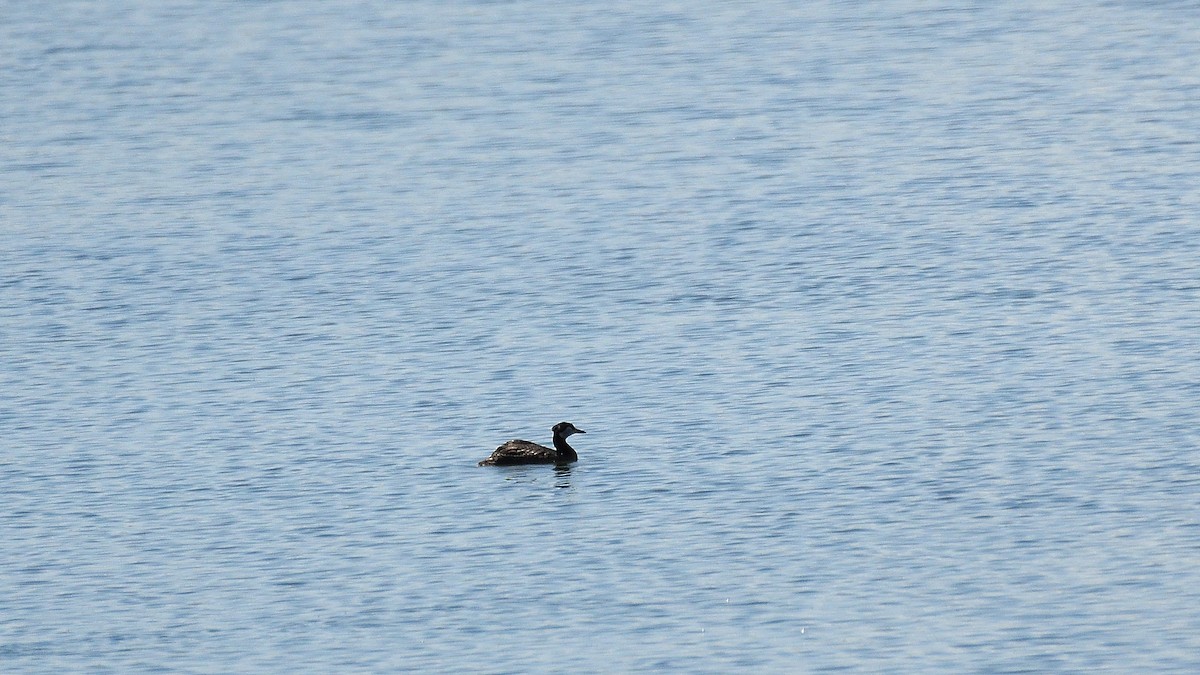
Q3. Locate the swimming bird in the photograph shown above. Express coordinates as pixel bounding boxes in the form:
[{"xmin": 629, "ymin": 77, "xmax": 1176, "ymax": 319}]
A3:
[{"xmin": 478, "ymin": 422, "xmax": 585, "ymax": 466}]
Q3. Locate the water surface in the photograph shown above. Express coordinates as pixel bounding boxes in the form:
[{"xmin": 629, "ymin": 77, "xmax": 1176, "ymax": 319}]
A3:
[{"xmin": 3, "ymin": 1, "xmax": 1199, "ymax": 672}]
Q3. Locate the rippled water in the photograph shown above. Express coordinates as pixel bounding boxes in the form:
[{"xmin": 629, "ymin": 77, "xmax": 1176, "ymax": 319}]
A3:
[{"xmin": 4, "ymin": 1, "xmax": 1200, "ymax": 672}]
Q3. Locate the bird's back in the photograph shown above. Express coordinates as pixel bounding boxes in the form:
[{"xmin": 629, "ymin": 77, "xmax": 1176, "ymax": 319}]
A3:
[{"xmin": 477, "ymin": 439, "xmax": 556, "ymax": 466}]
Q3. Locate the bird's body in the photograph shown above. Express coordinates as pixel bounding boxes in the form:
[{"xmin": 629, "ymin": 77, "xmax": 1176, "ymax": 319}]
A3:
[
  {"xmin": 478, "ymin": 422, "xmax": 585, "ymax": 466},
  {"xmin": 481, "ymin": 439, "xmax": 561, "ymax": 465}
]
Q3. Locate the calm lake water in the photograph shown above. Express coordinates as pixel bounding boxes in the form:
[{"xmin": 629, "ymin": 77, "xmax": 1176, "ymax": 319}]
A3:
[{"xmin": 3, "ymin": 1, "xmax": 1199, "ymax": 672}]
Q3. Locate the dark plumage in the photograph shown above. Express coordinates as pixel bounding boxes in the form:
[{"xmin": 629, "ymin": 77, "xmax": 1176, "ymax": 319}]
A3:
[{"xmin": 478, "ymin": 422, "xmax": 585, "ymax": 466}]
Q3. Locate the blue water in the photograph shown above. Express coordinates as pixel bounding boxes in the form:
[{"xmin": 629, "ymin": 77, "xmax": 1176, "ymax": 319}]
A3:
[{"xmin": 4, "ymin": 1, "xmax": 1200, "ymax": 672}]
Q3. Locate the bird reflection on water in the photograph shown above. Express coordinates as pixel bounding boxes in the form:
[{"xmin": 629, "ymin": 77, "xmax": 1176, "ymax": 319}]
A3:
[{"xmin": 495, "ymin": 462, "xmax": 574, "ymax": 491}]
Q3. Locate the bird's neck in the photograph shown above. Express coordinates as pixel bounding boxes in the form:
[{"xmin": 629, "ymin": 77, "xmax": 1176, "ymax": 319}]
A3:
[{"xmin": 553, "ymin": 434, "xmax": 577, "ymax": 460}]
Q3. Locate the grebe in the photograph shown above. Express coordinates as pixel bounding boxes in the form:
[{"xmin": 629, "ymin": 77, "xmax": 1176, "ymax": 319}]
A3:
[{"xmin": 478, "ymin": 422, "xmax": 585, "ymax": 466}]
